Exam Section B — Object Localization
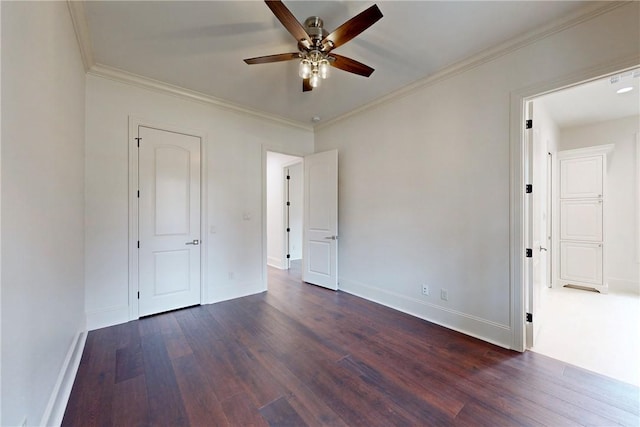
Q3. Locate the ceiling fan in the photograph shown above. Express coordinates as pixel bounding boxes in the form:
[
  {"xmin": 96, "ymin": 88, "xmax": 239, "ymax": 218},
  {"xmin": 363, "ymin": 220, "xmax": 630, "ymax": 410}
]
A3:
[{"xmin": 244, "ymin": 0, "xmax": 383, "ymax": 91}]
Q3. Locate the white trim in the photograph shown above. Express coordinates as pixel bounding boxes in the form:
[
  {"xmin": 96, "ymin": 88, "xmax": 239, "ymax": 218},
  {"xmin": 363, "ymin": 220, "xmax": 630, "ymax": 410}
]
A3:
[
  {"xmin": 510, "ymin": 58, "xmax": 640, "ymax": 351},
  {"xmin": 40, "ymin": 331, "xmax": 87, "ymax": 427},
  {"xmin": 128, "ymin": 117, "xmax": 209, "ymax": 319},
  {"xmin": 90, "ymin": 64, "xmax": 312, "ymax": 132},
  {"xmin": 267, "ymin": 256, "xmax": 285, "ymax": 270},
  {"xmin": 316, "ymin": 2, "xmax": 627, "ymax": 131},
  {"xmin": 86, "ymin": 305, "xmax": 129, "ymax": 331},
  {"xmin": 636, "ymin": 132, "xmax": 640, "ymax": 265},
  {"xmin": 556, "ymin": 144, "xmax": 614, "ymax": 159},
  {"xmin": 66, "ymin": 0, "xmax": 94, "ymax": 71},
  {"xmin": 340, "ymin": 278, "xmax": 512, "ymax": 349},
  {"xmin": 69, "ymin": 1, "xmax": 622, "ymax": 133}
]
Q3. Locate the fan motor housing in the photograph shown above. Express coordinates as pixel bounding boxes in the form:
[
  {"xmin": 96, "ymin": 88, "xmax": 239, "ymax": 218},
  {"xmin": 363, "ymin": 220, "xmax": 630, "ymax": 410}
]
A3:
[{"xmin": 304, "ymin": 16, "xmax": 328, "ymax": 44}]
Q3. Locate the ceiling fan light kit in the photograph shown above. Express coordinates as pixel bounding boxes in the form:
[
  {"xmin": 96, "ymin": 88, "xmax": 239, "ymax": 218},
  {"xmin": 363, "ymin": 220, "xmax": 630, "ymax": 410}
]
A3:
[{"xmin": 244, "ymin": 0, "xmax": 382, "ymax": 92}]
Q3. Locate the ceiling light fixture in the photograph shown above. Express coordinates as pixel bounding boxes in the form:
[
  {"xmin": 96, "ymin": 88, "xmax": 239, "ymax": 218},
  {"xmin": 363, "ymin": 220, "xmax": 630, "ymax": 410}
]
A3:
[
  {"xmin": 610, "ymin": 68, "xmax": 639, "ymax": 94},
  {"xmin": 299, "ymin": 51, "xmax": 330, "ymax": 88},
  {"xmin": 243, "ymin": 2, "xmax": 382, "ymax": 92}
]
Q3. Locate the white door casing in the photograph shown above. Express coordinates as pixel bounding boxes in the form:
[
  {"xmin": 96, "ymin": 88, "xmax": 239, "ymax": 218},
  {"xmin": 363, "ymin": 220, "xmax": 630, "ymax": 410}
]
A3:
[
  {"xmin": 524, "ymin": 102, "xmax": 534, "ymax": 349},
  {"xmin": 138, "ymin": 125, "xmax": 202, "ymax": 316},
  {"xmin": 303, "ymin": 150, "xmax": 338, "ymax": 290}
]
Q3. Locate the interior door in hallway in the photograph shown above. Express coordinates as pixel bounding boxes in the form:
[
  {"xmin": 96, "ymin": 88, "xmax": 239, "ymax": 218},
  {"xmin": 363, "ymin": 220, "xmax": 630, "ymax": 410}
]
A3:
[
  {"xmin": 138, "ymin": 125, "xmax": 201, "ymax": 316},
  {"xmin": 303, "ymin": 150, "xmax": 338, "ymax": 290}
]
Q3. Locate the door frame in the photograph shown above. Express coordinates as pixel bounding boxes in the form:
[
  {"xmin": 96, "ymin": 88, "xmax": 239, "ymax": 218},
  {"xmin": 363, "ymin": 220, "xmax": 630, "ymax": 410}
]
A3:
[
  {"xmin": 509, "ymin": 58, "xmax": 639, "ymax": 351},
  {"xmin": 262, "ymin": 147, "xmax": 312, "ymax": 289},
  {"xmin": 128, "ymin": 116, "xmax": 208, "ymax": 320},
  {"xmin": 282, "ymin": 159, "xmax": 303, "ymax": 269}
]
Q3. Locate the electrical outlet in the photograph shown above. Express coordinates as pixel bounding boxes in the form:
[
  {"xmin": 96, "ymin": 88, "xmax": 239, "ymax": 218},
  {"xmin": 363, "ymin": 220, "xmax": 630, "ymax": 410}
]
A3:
[
  {"xmin": 440, "ymin": 289, "xmax": 448, "ymax": 301},
  {"xmin": 422, "ymin": 284, "xmax": 429, "ymax": 296}
]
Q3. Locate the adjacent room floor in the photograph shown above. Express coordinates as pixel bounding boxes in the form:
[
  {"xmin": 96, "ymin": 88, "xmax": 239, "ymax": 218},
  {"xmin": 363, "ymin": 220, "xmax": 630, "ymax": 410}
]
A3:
[{"xmin": 532, "ymin": 285, "xmax": 640, "ymax": 387}]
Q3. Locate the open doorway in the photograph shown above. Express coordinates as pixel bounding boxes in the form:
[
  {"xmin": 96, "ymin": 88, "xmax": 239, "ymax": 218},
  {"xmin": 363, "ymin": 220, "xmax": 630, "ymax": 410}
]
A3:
[
  {"xmin": 266, "ymin": 151, "xmax": 303, "ymax": 273},
  {"xmin": 524, "ymin": 68, "xmax": 640, "ymax": 386}
]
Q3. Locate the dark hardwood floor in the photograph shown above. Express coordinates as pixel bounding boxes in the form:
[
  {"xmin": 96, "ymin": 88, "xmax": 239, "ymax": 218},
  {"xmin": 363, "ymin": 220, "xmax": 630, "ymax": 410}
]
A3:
[{"xmin": 63, "ymin": 263, "xmax": 640, "ymax": 426}]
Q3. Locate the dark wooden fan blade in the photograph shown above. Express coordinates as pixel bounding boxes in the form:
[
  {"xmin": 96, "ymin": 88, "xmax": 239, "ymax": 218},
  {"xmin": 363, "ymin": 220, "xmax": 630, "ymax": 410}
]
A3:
[
  {"xmin": 265, "ymin": 0, "xmax": 311, "ymax": 44},
  {"xmin": 303, "ymin": 78, "xmax": 313, "ymax": 92},
  {"xmin": 244, "ymin": 52, "xmax": 300, "ymax": 64},
  {"xmin": 322, "ymin": 4, "xmax": 382, "ymax": 51},
  {"xmin": 330, "ymin": 54, "xmax": 374, "ymax": 77}
]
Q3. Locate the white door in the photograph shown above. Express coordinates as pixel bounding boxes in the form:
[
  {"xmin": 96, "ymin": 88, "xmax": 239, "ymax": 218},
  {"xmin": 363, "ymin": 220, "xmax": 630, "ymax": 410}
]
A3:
[
  {"xmin": 560, "ymin": 242, "xmax": 603, "ymax": 284},
  {"xmin": 531, "ymin": 126, "xmax": 548, "ymax": 344},
  {"xmin": 138, "ymin": 125, "xmax": 201, "ymax": 316},
  {"xmin": 560, "ymin": 156, "xmax": 603, "ymax": 199},
  {"xmin": 303, "ymin": 150, "xmax": 338, "ymax": 290}
]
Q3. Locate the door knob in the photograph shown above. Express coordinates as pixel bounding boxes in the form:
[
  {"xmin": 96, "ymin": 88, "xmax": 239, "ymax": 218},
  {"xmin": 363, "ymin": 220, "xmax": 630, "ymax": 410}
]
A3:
[
  {"xmin": 185, "ymin": 239, "xmax": 199, "ymax": 245},
  {"xmin": 539, "ymin": 246, "xmax": 547, "ymax": 252},
  {"xmin": 324, "ymin": 236, "xmax": 338, "ymax": 240}
]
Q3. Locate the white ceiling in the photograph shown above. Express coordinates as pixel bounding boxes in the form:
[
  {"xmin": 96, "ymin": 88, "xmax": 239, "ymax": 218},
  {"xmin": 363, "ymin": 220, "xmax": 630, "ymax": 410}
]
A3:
[
  {"xmin": 536, "ymin": 70, "xmax": 640, "ymax": 129},
  {"xmin": 84, "ymin": 1, "xmax": 594, "ymax": 126}
]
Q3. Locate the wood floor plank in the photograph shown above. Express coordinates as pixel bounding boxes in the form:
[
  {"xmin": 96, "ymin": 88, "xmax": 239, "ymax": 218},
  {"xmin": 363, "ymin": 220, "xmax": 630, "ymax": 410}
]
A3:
[
  {"xmin": 220, "ymin": 392, "xmax": 269, "ymax": 427},
  {"xmin": 62, "ymin": 327, "xmax": 118, "ymax": 427},
  {"xmin": 63, "ymin": 264, "xmax": 640, "ymax": 426},
  {"xmin": 112, "ymin": 375, "xmax": 150, "ymax": 427},
  {"xmin": 140, "ymin": 332, "xmax": 190, "ymax": 426},
  {"xmin": 115, "ymin": 344, "xmax": 144, "ymax": 383},
  {"xmin": 259, "ymin": 396, "xmax": 308, "ymax": 427},
  {"xmin": 171, "ymin": 353, "xmax": 230, "ymax": 426}
]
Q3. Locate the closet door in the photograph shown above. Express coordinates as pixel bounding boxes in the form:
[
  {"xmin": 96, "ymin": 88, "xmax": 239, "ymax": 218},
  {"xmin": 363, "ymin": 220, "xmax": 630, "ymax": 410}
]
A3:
[
  {"xmin": 560, "ymin": 156, "xmax": 602, "ymax": 199},
  {"xmin": 560, "ymin": 242, "xmax": 603, "ymax": 285},
  {"xmin": 560, "ymin": 199, "xmax": 603, "ymax": 242}
]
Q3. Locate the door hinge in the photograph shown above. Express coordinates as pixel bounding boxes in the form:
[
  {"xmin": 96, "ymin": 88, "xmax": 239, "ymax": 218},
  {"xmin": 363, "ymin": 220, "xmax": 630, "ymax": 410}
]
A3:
[
  {"xmin": 526, "ymin": 248, "xmax": 532, "ymax": 258},
  {"xmin": 286, "ymin": 175, "xmax": 290, "ymax": 180},
  {"xmin": 526, "ymin": 312, "xmax": 533, "ymax": 322},
  {"xmin": 135, "ymin": 137, "xmax": 141, "ymax": 147},
  {"xmin": 286, "ymin": 201, "xmax": 290, "ymax": 206},
  {"xmin": 525, "ymin": 119, "xmax": 533, "ymax": 129},
  {"xmin": 137, "ymin": 241, "xmax": 140, "ymax": 249},
  {"xmin": 137, "ymin": 291, "xmax": 140, "ymax": 299},
  {"xmin": 286, "ymin": 228, "xmax": 290, "ymax": 232},
  {"xmin": 137, "ymin": 190, "xmax": 140, "ymax": 198},
  {"xmin": 526, "ymin": 184, "xmax": 533, "ymax": 194},
  {"xmin": 286, "ymin": 254, "xmax": 290, "ymax": 259}
]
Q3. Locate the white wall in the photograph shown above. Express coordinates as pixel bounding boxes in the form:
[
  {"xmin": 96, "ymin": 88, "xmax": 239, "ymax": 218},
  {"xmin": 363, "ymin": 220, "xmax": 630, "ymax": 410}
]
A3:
[
  {"xmin": 1, "ymin": 2, "xmax": 86, "ymax": 425},
  {"xmin": 558, "ymin": 115, "xmax": 640, "ymax": 294},
  {"xmin": 267, "ymin": 152, "xmax": 302, "ymax": 268},
  {"xmin": 314, "ymin": 3, "xmax": 640, "ymax": 347},
  {"xmin": 85, "ymin": 75, "xmax": 313, "ymax": 329}
]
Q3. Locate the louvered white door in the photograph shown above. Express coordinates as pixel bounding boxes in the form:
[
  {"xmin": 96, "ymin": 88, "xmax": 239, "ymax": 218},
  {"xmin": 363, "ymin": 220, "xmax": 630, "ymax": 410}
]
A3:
[{"xmin": 138, "ymin": 126, "xmax": 201, "ymax": 316}]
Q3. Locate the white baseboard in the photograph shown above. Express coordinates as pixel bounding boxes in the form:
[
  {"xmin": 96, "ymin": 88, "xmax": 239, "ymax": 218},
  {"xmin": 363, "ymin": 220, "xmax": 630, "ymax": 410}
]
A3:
[
  {"xmin": 339, "ymin": 277, "xmax": 513, "ymax": 349},
  {"xmin": 86, "ymin": 305, "xmax": 129, "ymax": 331},
  {"xmin": 207, "ymin": 281, "xmax": 266, "ymax": 304},
  {"xmin": 40, "ymin": 330, "xmax": 87, "ymax": 427},
  {"xmin": 267, "ymin": 256, "xmax": 285, "ymax": 269},
  {"xmin": 607, "ymin": 278, "xmax": 640, "ymax": 294}
]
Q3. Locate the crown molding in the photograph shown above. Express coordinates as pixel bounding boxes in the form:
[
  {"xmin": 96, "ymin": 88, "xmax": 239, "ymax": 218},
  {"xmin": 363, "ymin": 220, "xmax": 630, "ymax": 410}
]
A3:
[
  {"xmin": 88, "ymin": 64, "xmax": 313, "ymax": 132},
  {"xmin": 67, "ymin": 0, "xmax": 94, "ymax": 71},
  {"xmin": 315, "ymin": 1, "xmax": 630, "ymax": 131}
]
